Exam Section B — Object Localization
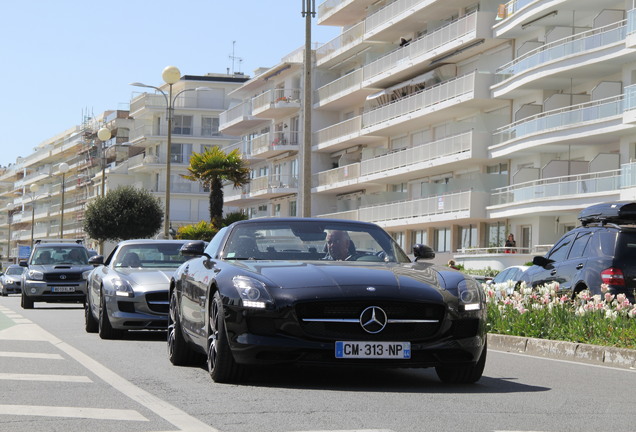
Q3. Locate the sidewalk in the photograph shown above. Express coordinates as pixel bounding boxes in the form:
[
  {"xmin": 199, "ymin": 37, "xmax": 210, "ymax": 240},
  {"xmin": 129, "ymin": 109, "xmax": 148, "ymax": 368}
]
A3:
[{"xmin": 489, "ymin": 333, "xmax": 636, "ymax": 369}]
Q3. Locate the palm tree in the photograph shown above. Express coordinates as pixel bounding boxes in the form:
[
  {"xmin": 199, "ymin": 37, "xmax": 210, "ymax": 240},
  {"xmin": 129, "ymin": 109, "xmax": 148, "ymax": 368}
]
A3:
[{"xmin": 182, "ymin": 146, "xmax": 250, "ymax": 228}]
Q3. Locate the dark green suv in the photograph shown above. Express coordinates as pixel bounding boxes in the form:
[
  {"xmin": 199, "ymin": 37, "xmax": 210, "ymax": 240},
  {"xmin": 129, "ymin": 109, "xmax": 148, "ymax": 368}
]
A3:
[{"xmin": 521, "ymin": 202, "xmax": 636, "ymax": 302}]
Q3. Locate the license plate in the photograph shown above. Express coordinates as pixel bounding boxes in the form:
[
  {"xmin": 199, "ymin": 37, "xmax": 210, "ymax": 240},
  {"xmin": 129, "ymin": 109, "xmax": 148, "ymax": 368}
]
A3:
[
  {"xmin": 52, "ymin": 286, "xmax": 76, "ymax": 293},
  {"xmin": 335, "ymin": 341, "xmax": 411, "ymax": 359}
]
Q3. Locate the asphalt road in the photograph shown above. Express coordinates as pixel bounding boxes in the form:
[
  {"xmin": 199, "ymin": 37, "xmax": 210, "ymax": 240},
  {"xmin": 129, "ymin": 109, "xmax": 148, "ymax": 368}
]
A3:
[{"xmin": 1, "ymin": 295, "xmax": 635, "ymax": 432}]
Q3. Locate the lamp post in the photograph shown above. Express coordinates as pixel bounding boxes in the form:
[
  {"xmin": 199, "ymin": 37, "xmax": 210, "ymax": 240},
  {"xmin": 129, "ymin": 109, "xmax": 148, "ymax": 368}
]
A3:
[
  {"xmin": 97, "ymin": 127, "xmax": 112, "ymax": 197},
  {"xmin": 131, "ymin": 66, "xmax": 210, "ymax": 239},
  {"xmin": 6, "ymin": 203, "xmax": 13, "ymax": 263},
  {"xmin": 58, "ymin": 162, "xmax": 70, "ymax": 238}
]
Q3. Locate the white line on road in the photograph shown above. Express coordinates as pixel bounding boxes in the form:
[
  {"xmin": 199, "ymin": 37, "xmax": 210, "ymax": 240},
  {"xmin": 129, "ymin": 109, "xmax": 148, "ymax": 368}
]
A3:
[
  {"xmin": 0, "ymin": 404, "xmax": 148, "ymax": 421},
  {"xmin": 0, "ymin": 351, "xmax": 63, "ymax": 359},
  {"xmin": 0, "ymin": 372, "xmax": 92, "ymax": 382}
]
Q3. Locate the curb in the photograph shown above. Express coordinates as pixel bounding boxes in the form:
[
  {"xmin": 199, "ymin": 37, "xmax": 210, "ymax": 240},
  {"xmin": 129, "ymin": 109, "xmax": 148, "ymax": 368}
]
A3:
[{"xmin": 488, "ymin": 333, "xmax": 636, "ymax": 369}]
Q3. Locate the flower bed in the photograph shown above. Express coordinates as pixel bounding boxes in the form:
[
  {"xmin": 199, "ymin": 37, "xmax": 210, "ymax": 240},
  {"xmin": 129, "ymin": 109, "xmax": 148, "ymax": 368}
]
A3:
[{"xmin": 483, "ymin": 282, "xmax": 636, "ymax": 350}]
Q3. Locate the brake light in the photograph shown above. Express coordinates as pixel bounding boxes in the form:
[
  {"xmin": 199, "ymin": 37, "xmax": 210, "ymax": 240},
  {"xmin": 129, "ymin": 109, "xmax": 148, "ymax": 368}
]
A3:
[{"xmin": 601, "ymin": 267, "xmax": 625, "ymax": 286}]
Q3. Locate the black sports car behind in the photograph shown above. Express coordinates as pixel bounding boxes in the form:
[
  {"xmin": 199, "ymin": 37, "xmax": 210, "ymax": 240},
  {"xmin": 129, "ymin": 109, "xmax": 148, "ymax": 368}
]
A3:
[{"xmin": 168, "ymin": 218, "xmax": 487, "ymax": 384}]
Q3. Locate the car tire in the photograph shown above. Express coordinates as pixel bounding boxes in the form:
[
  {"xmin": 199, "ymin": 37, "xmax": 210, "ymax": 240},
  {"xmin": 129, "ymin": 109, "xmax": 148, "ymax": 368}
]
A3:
[
  {"xmin": 207, "ymin": 291, "xmax": 244, "ymax": 383},
  {"xmin": 21, "ymin": 291, "xmax": 34, "ymax": 309},
  {"xmin": 435, "ymin": 340, "xmax": 487, "ymax": 384},
  {"xmin": 98, "ymin": 291, "xmax": 122, "ymax": 340},
  {"xmin": 1, "ymin": 288, "xmax": 7, "ymax": 297},
  {"xmin": 84, "ymin": 291, "xmax": 98, "ymax": 333},
  {"xmin": 168, "ymin": 290, "xmax": 199, "ymax": 366}
]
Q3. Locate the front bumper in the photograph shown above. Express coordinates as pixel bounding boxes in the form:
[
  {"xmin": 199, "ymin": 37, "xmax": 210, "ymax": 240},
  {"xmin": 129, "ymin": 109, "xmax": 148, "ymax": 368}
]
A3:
[
  {"xmin": 104, "ymin": 291, "xmax": 168, "ymax": 330},
  {"xmin": 22, "ymin": 280, "xmax": 87, "ymax": 303}
]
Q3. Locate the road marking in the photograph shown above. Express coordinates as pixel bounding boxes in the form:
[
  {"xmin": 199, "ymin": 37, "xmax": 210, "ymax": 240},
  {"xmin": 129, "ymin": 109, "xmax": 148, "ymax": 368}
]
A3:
[
  {"xmin": 491, "ymin": 349, "xmax": 636, "ymax": 372},
  {"xmin": 0, "ymin": 372, "xmax": 92, "ymax": 382},
  {"xmin": 0, "ymin": 404, "xmax": 148, "ymax": 421},
  {"xmin": 0, "ymin": 351, "xmax": 63, "ymax": 359}
]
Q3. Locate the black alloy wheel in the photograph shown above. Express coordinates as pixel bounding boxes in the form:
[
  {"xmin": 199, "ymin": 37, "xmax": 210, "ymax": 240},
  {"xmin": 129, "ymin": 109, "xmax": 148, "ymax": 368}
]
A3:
[
  {"xmin": 84, "ymin": 290, "xmax": 98, "ymax": 333},
  {"xmin": 168, "ymin": 290, "xmax": 199, "ymax": 365},
  {"xmin": 98, "ymin": 291, "xmax": 122, "ymax": 340},
  {"xmin": 207, "ymin": 291, "xmax": 244, "ymax": 383},
  {"xmin": 21, "ymin": 291, "xmax": 34, "ymax": 309}
]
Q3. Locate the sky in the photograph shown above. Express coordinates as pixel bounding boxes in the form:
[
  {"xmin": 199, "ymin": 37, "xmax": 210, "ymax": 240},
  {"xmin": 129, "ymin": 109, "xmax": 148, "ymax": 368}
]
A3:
[{"xmin": 0, "ymin": 0, "xmax": 340, "ymax": 167}]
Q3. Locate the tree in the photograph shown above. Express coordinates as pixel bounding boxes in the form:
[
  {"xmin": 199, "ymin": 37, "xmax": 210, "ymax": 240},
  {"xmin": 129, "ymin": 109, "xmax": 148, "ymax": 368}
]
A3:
[
  {"xmin": 83, "ymin": 186, "xmax": 163, "ymax": 243},
  {"xmin": 182, "ymin": 146, "xmax": 250, "ymax": 228}
]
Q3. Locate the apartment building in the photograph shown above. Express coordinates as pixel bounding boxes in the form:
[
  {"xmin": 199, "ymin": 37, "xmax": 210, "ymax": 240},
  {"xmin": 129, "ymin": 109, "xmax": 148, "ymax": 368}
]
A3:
[
  {"xmin": 219, "ymin": 0, "xmax": 636, "ymax": 268},
  {"xmin": 0, "ymin": 73, "xmax": 248, "ymax": 262}
]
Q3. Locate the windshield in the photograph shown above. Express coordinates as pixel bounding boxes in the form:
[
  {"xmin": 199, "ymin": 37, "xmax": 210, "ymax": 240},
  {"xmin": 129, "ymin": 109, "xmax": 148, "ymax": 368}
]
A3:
[
  {"xmin": 31, "ymin": 246, "xmax": 89, "ymax": 265},
  {"xmin": 5, "ymin": 267, "xmax": 24, "ymax": 275},
  {"xmin": 222, "ymin": 220, "xmax": 410, "ymax": 263},
  {"xmin": 113, "ymin": 243, "xmax": 190, "ymax": 269}
]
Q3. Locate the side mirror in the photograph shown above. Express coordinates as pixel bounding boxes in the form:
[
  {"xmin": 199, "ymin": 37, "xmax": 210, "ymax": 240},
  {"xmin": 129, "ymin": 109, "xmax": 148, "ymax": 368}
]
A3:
[
  {"xmin": 19, "ymin": 261, "xmax": 28, "ymax": 267},
  {"xmin": 532, "ymin": 255, "xmax": 552, "ymax": 267},
  {"xmin": 180, "ymin": 241, "xmax": 207, "ymax": 257},
  {"xmin": 88, "ymin": 255, "xmax": 104, "ymax": 266},
  {"xmin": 413, "ymin": 244, "xmax": 435, "ymax": 261}
]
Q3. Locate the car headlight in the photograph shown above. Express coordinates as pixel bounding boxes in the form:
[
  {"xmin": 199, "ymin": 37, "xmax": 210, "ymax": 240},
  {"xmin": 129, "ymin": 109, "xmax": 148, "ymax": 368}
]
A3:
[
  {"xmin": 457, "ymin": 278, "xmax": 483, "ymax": 311},
  {"xmin": 82, "ymin": 270, "xmax": 93, "ymax": 280},
  {"xmin": 113, "ymin": 278, "xmax": 134, "ymax": 297},
  {"xmin": 27, "ymin": 269, "xmax": 44, "ymax": 281},
  {"xmin": 232, "ymin": 276, "xmax": 273, "ymax": 309}
]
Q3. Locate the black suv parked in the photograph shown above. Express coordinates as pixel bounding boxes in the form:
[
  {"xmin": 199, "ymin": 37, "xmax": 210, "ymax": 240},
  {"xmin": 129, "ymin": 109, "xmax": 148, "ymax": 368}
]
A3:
[
  {"xmin": 520, "ymin": 202, "xmax": 636, "ymax": 302},
  {"xmin": 20, "ymin": 239, "xmax": 93, "ymax": 309}
]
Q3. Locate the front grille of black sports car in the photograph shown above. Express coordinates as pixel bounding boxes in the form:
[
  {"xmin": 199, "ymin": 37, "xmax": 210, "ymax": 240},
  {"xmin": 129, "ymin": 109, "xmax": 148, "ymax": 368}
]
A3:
[
  {"xmin": 145, "ymin": 292, "xmax": 169, "ymax": 314},
  {"xmin": 295, "ymin": 301, "xmax": 445, "ymax": 341}
]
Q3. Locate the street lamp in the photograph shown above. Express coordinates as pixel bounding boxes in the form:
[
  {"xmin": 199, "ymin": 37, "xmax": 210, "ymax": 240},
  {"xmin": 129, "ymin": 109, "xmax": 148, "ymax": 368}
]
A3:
[
  {"xmin": 6, "ymin": 203, "xmax": 13, "ymax": 263},
  {"xmin": 97, "ymin": 127, "xmax": 112, "ymax": 196},
  {"xmin": 131, "ymin": 66, "xmax": 210, "ymax": 239},
  {"xmin": 58, "ymin": 162, "xmax": 70, "ymax": 238}
]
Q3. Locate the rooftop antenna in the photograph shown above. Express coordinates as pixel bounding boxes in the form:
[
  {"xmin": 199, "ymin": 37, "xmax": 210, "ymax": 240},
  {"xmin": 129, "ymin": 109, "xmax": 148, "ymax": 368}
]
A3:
[{"xmin": 229, "ymin": 40, "xmax": 243, "ymax": 74}]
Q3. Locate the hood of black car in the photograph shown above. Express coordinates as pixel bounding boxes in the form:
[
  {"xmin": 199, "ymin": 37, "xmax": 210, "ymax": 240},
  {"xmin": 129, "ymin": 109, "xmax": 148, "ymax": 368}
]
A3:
[{"xmin": 228, "ymin": 261, "xmax": 445, "ymax": 302}]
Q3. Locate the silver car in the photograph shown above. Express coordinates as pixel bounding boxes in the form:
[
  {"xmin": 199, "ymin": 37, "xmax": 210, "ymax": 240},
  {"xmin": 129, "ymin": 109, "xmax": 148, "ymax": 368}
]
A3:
[
  {"xmin": 0, "ymin": 265, "xmax": 26, "ymax": 296},
  {"xmin": 84, "ymin": 239, "xmax": 190, "ymax": 339}
]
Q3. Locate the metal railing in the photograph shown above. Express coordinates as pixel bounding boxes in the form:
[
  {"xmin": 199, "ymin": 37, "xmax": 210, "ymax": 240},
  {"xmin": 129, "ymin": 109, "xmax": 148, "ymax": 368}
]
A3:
[
  {"xmin": 362, "ymin": 72, "xmax": 478, "ymax": 128},
  {"xmin": 220, "ymin": 100, "xmax": 254, "ymax": 127},
  {"xmin": 316, "ymin": 22, "xmax": 365, "ymax": 64},
  {"xmin": 363, "ymin": 12, "xmax": 479, "ymax": 81},
  {"xmin": 493, "ymin": 95, "xmax": 624, "ymax": 144},
  {"xmin": 315, "ymin": 69, "xmax": 364, "ymax": 106},
  {"xmin": 314, "ymin": 163, "xmax": 361, "ymax": 188},
  {"xmin": 360, "ymin": 131, "xmax": 474, "ymax": 176},
  {"xmin": 313, "ymin": 116, "xmax": 362, "ymax": 148},
  {"xmin": 496, "ymin": 20, "xmax": 626, "ymax": 83},
  {"xmin": 365, "ymin": 0, "xmax": 424, "ymax": 34},
  {"xmin": 490, "ymin": 169, "xmax": 622, "ymax": 205},
  {"xmin": 252, "ymin": 88, "xmax": 301, "ymax": 114}
]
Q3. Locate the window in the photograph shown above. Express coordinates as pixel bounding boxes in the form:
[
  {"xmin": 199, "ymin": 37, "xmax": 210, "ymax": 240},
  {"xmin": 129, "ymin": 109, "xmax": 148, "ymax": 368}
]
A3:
[
  {"xmin": 459, "ymin": 225, "xmax": 478, "ymax": 249},
  {"xmin": 202, "ymin": 117, "xmax": 219, "ymax": 136},
  {"xmin": 172, "ymin": 115, "xmax": 193, "ymax": 135},
  {"xmin": 289, "ymin": 200, "xmax": 297, "ymax": 217},
  {"xmin": 486, "ymin": 222, "xmax": 506, "ymax": 248},
  {"xmin": 412, "ymin": 230, "xmax": 428, "ymax": 246},
  {"xmin": 273, "ymin": 203, "xmax": 281, "ymax": 217},
  {"xmin": 434, "ymin": 228, "xmax": 451, "ymax": 252},
  {"xmin": 568, "ymin": 232, "xmax": 592, "ymax": 259},
  {"xmin": 547, "ymin": 233, "xmax": 575, "ymax": 262},
  {"xmin": 171, "ymin": 143, "xmax": 192, "ymax": 164},
  {"xmin": 391, "ymin": 231, "xmax": 405, "ymax": 249}
]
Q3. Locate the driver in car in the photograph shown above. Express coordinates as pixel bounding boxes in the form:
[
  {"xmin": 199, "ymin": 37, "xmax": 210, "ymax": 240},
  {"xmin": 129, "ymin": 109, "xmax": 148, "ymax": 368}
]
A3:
[{"xmin": 324, "ymin": 230, "xmax": 361, "ymax": 261}]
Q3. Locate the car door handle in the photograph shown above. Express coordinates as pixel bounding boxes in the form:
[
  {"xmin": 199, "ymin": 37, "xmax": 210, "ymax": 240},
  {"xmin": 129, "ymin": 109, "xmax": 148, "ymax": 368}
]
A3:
[
  {"xmin": 576, "ymin": 263, "xmax": 584, "ymax": 269},
  {"xmin": 550, "ymin": 269, "xmax": 557, "ymax": 275}
]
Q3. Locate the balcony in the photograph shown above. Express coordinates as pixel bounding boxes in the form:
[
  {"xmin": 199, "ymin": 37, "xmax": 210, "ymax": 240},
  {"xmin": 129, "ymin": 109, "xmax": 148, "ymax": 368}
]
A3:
[
  {"xmin": 493, "ymin": 20, "xmax": 630, "ymax": 97},
  {"xmin": 219, "ymin": 100, "xmax": 266, "ymax": 136},
  {"xmin": 361, "ymin": 71, "xmax": 494, "ymax": 135},
  {"xmin": 313, "ymin": 116, "xmax": 381, "ymax": 153},
  {"xmin": 362, "ymin": 12, "xmax": 494, "ymax": 88},
  {"xmin": 130, "ymin": 123, "xmax": 234, "ymax": 144},
  {"xmin": 315, "ymin": 69, "xmax": 380, "ymax": 110},
  {"xmin": 249, "ymin": 174, "xmax": 298, "ymax": 199},
  {"xmin": 252, "ymin": 89, "xmax": 301, "ymax": 119},
  {"xmin": 316, "ymin": 22, "xmax": 369, "ymax": 68},
  {"xmin": 491, "ymin": 95, "xmax": 627, "ymax": 158},
  {"xmin": 251, "ymin": 131, "xmax": 300, "ymax": 159},
  {"xmin": 317, "ymin": 0, "xmax": 376, "ymax": 26},
  {"xmin": 360, "ymin": 130, "xmax": 488, "ymax": 180},
  {"xmin": 488, "ymin": 169, "xmax": 622, "ymax": 218},
  {"xmin": 313, "ymin": 163, "xmax": 361, "ymax": 193},
  {"xmin": 223, "ymin": 183, "xmax": 256, "ymax": 206},
  {"xmin": 493, "ymin": 0, "xmax": 587, "ymax": 38}
]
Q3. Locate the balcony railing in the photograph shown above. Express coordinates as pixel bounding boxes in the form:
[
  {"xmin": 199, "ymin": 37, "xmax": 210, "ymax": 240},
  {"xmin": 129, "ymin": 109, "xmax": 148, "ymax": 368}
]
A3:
[
  {"xmin": 363, "ymin": 12, "xmax": 479, "ymax": 82},
  {"xmin": 362, "ymin": 72, "xmax": 479, "ymax": 129},
  {"xmin": 315, "ymin": 69, "xmax": 364, "ymax": 106},
  {"xmin": 360, "ymin": 131, "xmax": 474, "ymax": 176},
  {"xmin": 316, "ymin": 22, "xmax": 365, "ymax": 65},
  {"xmin": 495, "ymin": 20, "xmax": 627, "ymax": 83},
  {"xmin": 493, "ymin": 95, "xmax": 624, "ymax": 145},
  {"xmin": 252, "ymin": 89, "xmax": 301, "ymax": 114},
  {"xmin": 359, "ymin": 190, "xmax": 473, "ymax": 223},
  {"xmin": 629, "ymin": 9, "xmax": 636, "ymax": 35},
  {"xmin": 220, "ymin": 100, "xmax": 254, "ymax": 127},
  {"xmin": 313, "ymin": 116, "xmax": 362, "ymax": 148},
  {"xmin": 130, "ymin": 124, "xmax": 229, "ymax": 141},
  {"xmin": 365, "ymin": 0, "xmax": 424, "ymax": 35},
  {"xmin": 490, "ymin": 169, "xmax": 622, "ymax": 205},
  {"xmin": 250, "ymin": 175, "xmax": 298, "ymax": 193},
  {"xmin": 314, "ymin": 163, "xmax": 361, "ymax": 188}
]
